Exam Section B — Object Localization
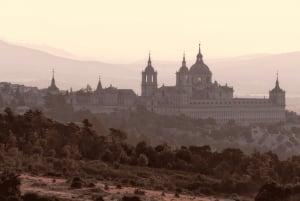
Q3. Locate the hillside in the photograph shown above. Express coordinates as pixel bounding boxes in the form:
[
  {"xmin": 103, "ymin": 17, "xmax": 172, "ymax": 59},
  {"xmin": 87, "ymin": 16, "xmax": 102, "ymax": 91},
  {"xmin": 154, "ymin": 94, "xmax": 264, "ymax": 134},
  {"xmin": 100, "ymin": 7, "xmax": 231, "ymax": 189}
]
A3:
[
  {"xmin": 95, "ymin": 110, "xmax": 300, "ymax": 159},
  {"xmin": 1, "ymin": 108, "xmax": 300, "ymax": 200}
]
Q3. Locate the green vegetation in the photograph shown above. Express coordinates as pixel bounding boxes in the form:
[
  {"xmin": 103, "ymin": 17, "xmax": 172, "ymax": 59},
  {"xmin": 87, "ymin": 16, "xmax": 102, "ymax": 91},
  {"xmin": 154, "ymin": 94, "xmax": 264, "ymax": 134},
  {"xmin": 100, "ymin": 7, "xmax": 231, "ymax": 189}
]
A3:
[{"xmin": 1, "ymin": 107, "xmax": 300, "ymax": 200}]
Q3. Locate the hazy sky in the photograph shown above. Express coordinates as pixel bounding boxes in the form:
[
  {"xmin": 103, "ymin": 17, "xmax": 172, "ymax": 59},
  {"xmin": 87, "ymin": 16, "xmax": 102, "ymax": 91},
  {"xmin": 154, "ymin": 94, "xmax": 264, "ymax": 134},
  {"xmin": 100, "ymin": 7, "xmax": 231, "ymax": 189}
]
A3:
[{"xmin": 1, "ymin": 0, "xmax": 300, "ymax": 62}]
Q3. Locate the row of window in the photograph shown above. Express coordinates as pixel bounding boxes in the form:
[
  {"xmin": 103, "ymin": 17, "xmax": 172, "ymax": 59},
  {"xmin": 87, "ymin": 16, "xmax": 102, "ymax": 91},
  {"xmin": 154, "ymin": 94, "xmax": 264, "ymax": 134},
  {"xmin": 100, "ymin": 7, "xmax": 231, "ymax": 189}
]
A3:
[
  {"xmin": 188, "ymin": 112, "xmax": 284, "ymax": 121},
  {"xmin": 189, "ymin": 100, "xmax": 270, "ymax": 105}
]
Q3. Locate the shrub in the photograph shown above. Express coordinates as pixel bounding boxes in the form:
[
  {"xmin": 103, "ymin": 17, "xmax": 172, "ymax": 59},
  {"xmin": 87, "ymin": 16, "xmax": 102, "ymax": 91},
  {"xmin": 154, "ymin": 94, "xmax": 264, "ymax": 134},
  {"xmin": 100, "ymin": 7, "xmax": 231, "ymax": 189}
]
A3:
[
  {"xmin": 101, "ymin": 150, "xmax": 114, "ymax": 162},
  {"xmin": 0, "ymin": 172, "xmax": 21, "ymax": 200},
  {"xmin": 88, "ymin": 182, "xmax": 96, "ymax": 187},
  {"xmin": 70, "ymin": 177, "xmax": 83, "ymax": 189},
  {"xmin": 93, "ymin": 196, "xmax": 104, "ymax": 201},
  {"xmin": 22, "ymin": 193, "xmax": 40, "ymax": 201},
  {"xmin": 22, "ymin": 192, "xmax": 61, "ymax": 201},
  {"xmin": 134, "ymin": 188, "xmax": 145, "ymax": 195},
  {"xmin": 199, "ymin": 187, "xmax": 214, "ymax": 196},
  {"xmin": 255, "ymin": 182, "xmax": 290, "ymax": 201},
  {"xmin": 122, "ymin": 196, "xmax": 141, "ymax": 201},
  {"xmin": 175, "ymin": 188, "xmax": 182, "ymax": 194},
  {"xmin": 113, "ymin": 162, "xmax": 120, "ymax": 169},
  {"xmin": 82, "ymin": 162, "xmax": 107, "ymax": 175},
  {"xmin": 137, "ymin": 154, "xmax": 148, "ymax": 166},
  {"xmin": 176, "ymin": 148, "xmax": 192, "ymax": 163}
]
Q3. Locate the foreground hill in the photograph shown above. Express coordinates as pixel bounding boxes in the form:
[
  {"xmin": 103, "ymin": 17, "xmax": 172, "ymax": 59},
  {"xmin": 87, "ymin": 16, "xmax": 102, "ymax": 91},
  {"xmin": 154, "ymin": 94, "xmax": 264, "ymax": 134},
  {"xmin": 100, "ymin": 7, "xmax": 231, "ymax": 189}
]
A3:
[
  {"xmin": 95, "ymin": 110, "xmax": 300, "ymax": 159},
  {"xmin": 1, "ymin": 108, "xmax": 300, "ymax": 200}
]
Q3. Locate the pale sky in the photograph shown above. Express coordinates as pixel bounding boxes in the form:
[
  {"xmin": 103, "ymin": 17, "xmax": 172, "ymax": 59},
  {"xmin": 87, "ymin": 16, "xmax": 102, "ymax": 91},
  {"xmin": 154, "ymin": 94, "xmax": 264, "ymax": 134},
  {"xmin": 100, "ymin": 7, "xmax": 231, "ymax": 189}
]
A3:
[{"xmin": 0, "ymin": 0, "xmax": 300, "ymax": 62}]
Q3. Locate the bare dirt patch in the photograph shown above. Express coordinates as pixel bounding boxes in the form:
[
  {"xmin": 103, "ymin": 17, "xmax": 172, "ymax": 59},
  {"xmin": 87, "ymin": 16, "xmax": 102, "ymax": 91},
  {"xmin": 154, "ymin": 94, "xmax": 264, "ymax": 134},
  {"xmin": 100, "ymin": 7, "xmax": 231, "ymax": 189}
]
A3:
[{"xmin": 20, "ymin": 174, "xmax": 228, "ymax": 201}]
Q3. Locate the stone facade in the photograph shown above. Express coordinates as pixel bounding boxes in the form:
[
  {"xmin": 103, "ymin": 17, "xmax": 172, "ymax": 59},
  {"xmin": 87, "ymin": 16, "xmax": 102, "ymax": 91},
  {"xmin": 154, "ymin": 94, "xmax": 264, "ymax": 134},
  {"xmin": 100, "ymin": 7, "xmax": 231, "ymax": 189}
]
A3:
[
  {"xmin": 66, "ymin": 79, "xmax": 137, "ymax": 114},
  {"xmin": 140, "ymin": 45, "xmax": 286, "ymax": 124},
  {"xmin": 6, "ymin": 45, "xmax": 283, "ymax": 124}
]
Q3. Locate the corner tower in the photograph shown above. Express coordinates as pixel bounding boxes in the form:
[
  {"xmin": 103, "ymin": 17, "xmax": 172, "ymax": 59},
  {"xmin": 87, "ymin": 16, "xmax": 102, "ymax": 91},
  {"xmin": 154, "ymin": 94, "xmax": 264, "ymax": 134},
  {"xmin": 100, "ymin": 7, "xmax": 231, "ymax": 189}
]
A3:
[
  {"xmin": 95, "ymin": 75, "xmax": 103, "ymax": 93},
  {"xmin": 176, "ymin": 53, "xmax": 192, "ymax": 95},
  {"xmin": 141, "ymin": 53, "xmax": 158, "ymax": 96},
  {"xmin": 47, "ymin": 69, "xmax": 59, "ymax": 95},
  {"xmin": 269, "ymin": 73, "xmax": 285, "ymax": 106}
]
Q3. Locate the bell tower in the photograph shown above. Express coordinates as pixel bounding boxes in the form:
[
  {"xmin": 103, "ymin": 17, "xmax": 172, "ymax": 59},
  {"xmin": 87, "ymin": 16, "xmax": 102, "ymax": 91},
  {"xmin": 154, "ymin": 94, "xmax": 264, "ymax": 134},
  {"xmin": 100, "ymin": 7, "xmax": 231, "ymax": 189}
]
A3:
[
  {"xmin": 141, "ymin": 53, "xmax": 157, "ymax": 96},
  {"xmin": 269, "ymin": 73, "xmax": 285, "ymax": 106},
  {"xmin": 176, "ymin": 53, "xmax": 192, "ymax": 95},
  {"xmin": 47, "ymin": 68, "xmax": 59, "ymax": 95}
]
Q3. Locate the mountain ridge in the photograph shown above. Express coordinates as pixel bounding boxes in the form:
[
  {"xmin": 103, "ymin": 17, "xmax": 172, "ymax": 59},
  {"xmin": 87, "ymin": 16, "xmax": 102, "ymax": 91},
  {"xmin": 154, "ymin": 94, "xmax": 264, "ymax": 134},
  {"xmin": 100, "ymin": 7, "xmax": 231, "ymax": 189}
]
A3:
[{"xmin": 0, "ymin": 40, "xmax": 300, "ymax": 97}]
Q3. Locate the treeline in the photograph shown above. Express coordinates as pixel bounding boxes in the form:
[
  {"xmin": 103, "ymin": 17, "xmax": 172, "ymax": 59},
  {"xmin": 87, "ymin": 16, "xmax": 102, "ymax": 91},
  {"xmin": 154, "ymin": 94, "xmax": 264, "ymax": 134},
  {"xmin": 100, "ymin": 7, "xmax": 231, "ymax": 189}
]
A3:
[{"xmin": 1, "ymin": 108, "xmax": 300, "ymax": 199}]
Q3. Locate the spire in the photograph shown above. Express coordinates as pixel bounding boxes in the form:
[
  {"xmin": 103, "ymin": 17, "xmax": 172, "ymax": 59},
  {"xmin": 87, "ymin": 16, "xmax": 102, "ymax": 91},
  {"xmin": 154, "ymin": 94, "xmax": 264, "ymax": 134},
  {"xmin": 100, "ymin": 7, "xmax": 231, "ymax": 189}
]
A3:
[
  {"xmin": 144, "ymin": 52, "xmax": 155, "ymax": 73},
  {"xmin": 271, "ymin": 71, "xmax": 284, "ymax": 93},
  {"xmin": 182, "ymin": 52, "xmax": 186, "ymax": 66},
  {"xmin": 96, "ymin": 75, "xmax": 103, "ymax": 91},
  {"xmin": 148, "ymin": 52, "xmax": 152, "ymax": 66},
  {"xmin": 51, "ymin": 68, "xmax": 56, "ymax": 87},
  {"xmin": 48, "ymin": 68, "xmax": 59, "ymax": 92},
  {"xmin": 178, "ymin": 51, "xmax": 189, "ymax": 73},
  {"xmin": 275, "ymin": 71, "xmax": 280, "ymax": 89},
  {"xmin": 196, "ymin": 43, "xmax": 203, "ymax": 62}
]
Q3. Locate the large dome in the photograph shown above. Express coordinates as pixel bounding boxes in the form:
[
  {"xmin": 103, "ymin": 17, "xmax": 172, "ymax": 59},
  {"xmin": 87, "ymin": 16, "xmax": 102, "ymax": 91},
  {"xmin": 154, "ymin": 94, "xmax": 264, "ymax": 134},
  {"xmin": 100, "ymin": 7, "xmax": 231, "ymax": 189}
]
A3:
[
  {"xmin": 179, "ymin": 66, "xmax": 189, "ymax": 73},
  {"xmin": 144, "ymin": 65, "xmax": 155, "ymax": 73},
  {"xmin": 189, "ymin": 45, "xmax": 212, "ymax": 75},
  {"xmin": 189, "ymin": 60, "xmax": 211, "ymax": 75}
]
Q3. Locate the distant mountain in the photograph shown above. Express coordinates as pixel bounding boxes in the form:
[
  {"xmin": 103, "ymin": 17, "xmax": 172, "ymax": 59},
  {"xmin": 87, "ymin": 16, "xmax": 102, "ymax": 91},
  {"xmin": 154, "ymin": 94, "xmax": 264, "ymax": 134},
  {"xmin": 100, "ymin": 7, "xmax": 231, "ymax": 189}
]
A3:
[
  {"xmin": 0, "ymin": 40, "xmax": 300, "ymax": 99},
  {"xmin": 0, "ymin": 40, "xmax": 138, "ymax": 91},
  {"xmin": 207, "ymin": 52, "xmax": 300, "ymax": 96}
]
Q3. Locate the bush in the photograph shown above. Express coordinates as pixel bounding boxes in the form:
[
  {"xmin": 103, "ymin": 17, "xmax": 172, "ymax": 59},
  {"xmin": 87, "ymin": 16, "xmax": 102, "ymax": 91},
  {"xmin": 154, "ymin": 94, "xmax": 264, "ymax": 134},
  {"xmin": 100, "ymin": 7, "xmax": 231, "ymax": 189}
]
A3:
[
  {"xmin": 0, "ymin": 172, "xmax": 21, "ymax": 200},
  {"xmin": 22, "ymin": 192, "xmax": 61, "ymax": 201},
  {"xmin": 70, "ymin": 177, "xmax": 83, "ymax": 189},
  {"xmin": 134, "ymin": 188, "xmax": 145, "ymax": 195},
  {"xmin": 93, "ymin": 196, "xmax": 104, "ymax": 201},
  {"xmin": 88, "ymin": 182, "xmax": 96, "ymax": 187},
  {"xmin": 122, "ymin": 196, "xmax": 141, "ymax": 201},
  {"xmin": 255, "ymin": 182, "xmax": 290, "ymax": 201},
  {"xmin": 82, "ymin": 161, "xmax": 108, "ymax": 176},
  {"xmin": 175, "ymin": 188, "xmax": 182, "ymax": 194},
  {"xmin": 137, "ymin": 154, "xmax": 148, "ymax": 166},
  {"xmin": 22, "ymin": 193, "xmax": 40, "ymax": 201}
]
